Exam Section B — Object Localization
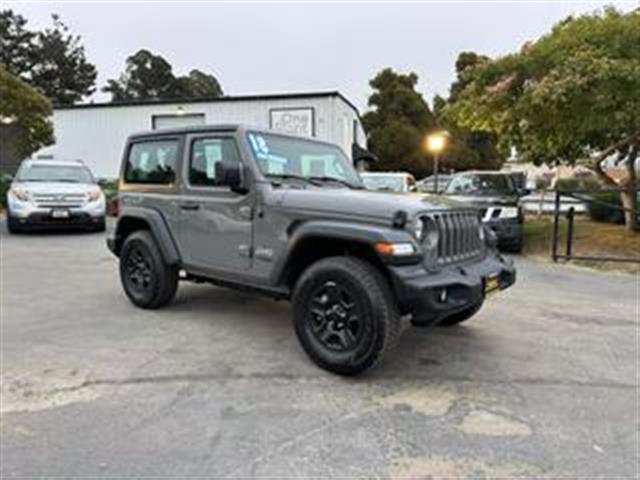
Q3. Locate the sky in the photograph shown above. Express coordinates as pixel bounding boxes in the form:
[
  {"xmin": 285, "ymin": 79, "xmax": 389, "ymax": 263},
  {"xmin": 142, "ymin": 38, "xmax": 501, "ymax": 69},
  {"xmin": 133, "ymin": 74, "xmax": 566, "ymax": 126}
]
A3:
[{"xmin": 5, "ymin": 1, "xmax": 637, "ymax": 111}]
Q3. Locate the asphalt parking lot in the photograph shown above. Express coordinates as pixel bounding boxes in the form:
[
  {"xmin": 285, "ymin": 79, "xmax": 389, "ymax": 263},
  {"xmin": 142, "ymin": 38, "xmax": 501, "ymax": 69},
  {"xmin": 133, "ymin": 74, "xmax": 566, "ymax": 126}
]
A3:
[{"xmin": 0, "ymin": 221, "xmax": 637, "ymax": 478}]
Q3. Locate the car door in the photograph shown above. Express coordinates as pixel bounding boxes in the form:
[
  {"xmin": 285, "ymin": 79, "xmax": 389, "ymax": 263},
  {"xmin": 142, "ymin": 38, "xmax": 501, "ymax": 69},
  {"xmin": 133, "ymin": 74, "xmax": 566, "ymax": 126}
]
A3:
[{"xmin": 178, "ymin": 134, "xmax": 253, "ymax": 272}]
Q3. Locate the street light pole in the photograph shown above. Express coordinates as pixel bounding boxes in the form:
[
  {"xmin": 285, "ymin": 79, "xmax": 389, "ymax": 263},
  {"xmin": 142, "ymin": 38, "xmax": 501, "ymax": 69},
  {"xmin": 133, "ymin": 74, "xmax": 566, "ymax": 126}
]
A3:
[{"xmin": 433, "ymin": 154, "xmax": 439, "ymax": 193}]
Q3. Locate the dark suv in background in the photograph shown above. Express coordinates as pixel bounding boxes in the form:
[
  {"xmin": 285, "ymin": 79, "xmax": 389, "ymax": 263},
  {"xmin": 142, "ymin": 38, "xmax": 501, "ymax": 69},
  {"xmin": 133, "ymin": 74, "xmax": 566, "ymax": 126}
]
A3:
[{"xmin": 443, "ymin": 171, "xmax": 525, "ymax": 252}]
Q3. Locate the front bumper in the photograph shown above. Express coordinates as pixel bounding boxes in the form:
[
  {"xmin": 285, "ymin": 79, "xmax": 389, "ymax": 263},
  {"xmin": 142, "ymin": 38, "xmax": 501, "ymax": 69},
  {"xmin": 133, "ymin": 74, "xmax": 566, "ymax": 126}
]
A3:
[
  {"xmin": 388, "ymin": 253, "xmax": 515, "ymax": 326},
  {"xmin": 9, "ymin": 211, "xmax": 105, "ymax": 229}
]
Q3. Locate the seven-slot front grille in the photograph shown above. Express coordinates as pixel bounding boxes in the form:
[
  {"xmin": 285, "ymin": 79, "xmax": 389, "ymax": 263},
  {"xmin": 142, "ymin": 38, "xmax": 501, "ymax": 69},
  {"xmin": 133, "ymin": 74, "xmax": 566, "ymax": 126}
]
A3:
[
  {"xmin": 32, "ymin": 193, "xmax": 86, "ymax": 209},
  {"xmin": 430, "ymin": 210, "xmax": 483, "ymax": 265}
]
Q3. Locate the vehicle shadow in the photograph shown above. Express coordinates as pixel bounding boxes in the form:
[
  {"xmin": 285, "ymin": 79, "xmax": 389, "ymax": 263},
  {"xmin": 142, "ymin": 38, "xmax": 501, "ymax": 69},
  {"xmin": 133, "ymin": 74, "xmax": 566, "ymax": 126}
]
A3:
[{"xmin": 163, "ymin": 282, "xmax": 492, "ymax": 382}]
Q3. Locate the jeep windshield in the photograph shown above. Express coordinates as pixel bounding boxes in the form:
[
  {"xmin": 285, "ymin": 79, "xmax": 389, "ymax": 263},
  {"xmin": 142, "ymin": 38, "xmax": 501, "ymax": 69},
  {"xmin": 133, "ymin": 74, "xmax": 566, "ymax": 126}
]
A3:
[
  {"xmin": 247, "ymin": 132, "xmax": 363, "ymax": 189},
  {"xmin": 17, "ymin": 164, "xmax": 95, "ymax": 183},
  {"xmin": 445, "ymin": 174, "xmax": 515, "ymax": 196}
]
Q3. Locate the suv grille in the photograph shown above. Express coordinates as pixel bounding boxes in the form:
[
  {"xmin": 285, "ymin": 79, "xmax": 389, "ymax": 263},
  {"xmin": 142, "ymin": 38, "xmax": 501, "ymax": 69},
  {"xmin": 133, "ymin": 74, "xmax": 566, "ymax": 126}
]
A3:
[
  {"xmin": 32, "ymin": 193, "xmax": 86, "ymax": 208},
  {"xmin": 430, "ymin": 210, "xmax": 483, "ymax": 265}
]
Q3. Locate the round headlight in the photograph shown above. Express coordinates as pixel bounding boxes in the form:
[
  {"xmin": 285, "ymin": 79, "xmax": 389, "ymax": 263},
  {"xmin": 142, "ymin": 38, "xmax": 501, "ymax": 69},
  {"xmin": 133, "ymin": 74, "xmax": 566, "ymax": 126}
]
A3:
[
  {"xmin": 423, "ymin": 217, "xmax": 439, "ymax": 249},
  {"xmin": 413, "ymin": 217, "xmax": 425, "ymax": 240}
]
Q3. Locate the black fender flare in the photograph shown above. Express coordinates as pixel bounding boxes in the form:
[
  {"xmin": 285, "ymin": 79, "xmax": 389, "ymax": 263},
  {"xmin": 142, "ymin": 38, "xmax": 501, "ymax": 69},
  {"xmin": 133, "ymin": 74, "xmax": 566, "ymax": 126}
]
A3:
[
  {"xmin": 271, "ymin": 219, "xmax": 416, "ymax": 285},
  {"xmin": 110, "ymin": 206, "xmax": 181, "ymax": 265}
]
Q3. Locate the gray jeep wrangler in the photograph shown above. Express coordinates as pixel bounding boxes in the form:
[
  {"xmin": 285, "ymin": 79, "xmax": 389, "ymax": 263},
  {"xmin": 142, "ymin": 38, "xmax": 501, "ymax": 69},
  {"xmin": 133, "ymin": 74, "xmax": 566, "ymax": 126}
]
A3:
[{"xmin": 107, "ymin": 125, "xmax": 515, "ymax": 375}]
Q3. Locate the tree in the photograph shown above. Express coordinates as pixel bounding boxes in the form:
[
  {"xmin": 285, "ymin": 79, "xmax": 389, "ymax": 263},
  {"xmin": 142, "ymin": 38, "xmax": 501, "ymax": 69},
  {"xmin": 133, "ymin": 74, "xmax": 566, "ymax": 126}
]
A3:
[
  {"xmin": 361, "ymin": 68, "xmax": 435, "ymax": 177},
  {"xmin": 103, "ymin": 49, "xmax": 175, "ymax": 101},
  {"xmin": 103, "ymin": 49, "xmax": 224, "ymax": 101},
  {"xmin": 432, "ymin": 52, "xmax": 505, "ymax": 172},
  {"xmin": 171, "ymin": 69, "xmax": 223, "ymax": 98},
  {"xmin": 0, "ymin": 10, "xmax": 96, "ymax": 105},
  {"xmin": 29, "ymin": 14, "xmax": 97, "ymax": 105},
  {"xmin": 446, "ymin": 8, "xmax": 640, "ymax": 230},
  {"xmin": 0, "ymin": 65, "xmax": 54, "ymax": 158},
  {"xmin": 0, "ymin": 10, "xmax": 35, "ymax": 77}
]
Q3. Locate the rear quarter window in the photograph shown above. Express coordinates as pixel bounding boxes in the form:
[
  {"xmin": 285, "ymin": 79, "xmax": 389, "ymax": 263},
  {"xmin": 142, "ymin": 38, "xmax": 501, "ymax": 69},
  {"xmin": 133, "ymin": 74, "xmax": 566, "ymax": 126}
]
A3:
[{"xmin": 124, "ymin": 139, "xmax": 179, "ymax": 184}]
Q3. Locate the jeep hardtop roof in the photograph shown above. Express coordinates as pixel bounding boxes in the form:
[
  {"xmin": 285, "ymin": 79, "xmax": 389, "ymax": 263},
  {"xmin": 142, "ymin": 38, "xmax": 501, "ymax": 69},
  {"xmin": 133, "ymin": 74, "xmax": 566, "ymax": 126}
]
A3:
[{"xmin": 127, "ymin": 124, "xmax": 340, "ymax": 148}]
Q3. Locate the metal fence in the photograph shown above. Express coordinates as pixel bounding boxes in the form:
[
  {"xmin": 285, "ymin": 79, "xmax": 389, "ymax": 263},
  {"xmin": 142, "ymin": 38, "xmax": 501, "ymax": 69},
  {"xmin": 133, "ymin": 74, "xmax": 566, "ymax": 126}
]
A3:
[{"xmin": 551, "ymin": 188, "xmax": 639, "ymax": 264}]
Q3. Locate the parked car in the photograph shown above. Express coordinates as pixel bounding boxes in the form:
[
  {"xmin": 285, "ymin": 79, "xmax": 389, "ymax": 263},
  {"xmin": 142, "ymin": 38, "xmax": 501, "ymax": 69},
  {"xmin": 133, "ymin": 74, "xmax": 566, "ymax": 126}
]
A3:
[
  {"xmin": 360, "ymin": 172, "xmax": 417, "ymax": 193},
  {"xmin": 443, "ymin": 171, "xmax": 525, "ymax": 252},
  {"xmin": 417, "ymin": 175, "xmax": 452, "ymax": 194},
  {"xmin": 107, "ymin": 125, "xmax": 515, "ymax": 375},
  {"xmin": 5, "ymin": 159, "xmax": 106, "ymax": 233}
]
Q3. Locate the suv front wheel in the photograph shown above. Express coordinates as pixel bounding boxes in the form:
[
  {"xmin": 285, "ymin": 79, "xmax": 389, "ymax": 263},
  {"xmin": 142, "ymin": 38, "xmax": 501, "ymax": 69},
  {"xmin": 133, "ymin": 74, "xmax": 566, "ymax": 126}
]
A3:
[
  {"xmin": 119, "ymin": 230, "xmax": 179, "ymax": 309},
  {"xmin": 292, "ymin": 257, "xmax": 402, "ymax": 375}
]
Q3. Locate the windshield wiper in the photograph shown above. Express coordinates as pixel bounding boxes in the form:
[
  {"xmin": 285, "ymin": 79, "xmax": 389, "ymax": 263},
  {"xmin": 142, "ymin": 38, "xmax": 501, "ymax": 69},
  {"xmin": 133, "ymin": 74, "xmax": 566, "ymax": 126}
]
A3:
[
  {"xmin": 309, "ymin": 176, "xmax": 363, "ymax": 189},
  {"xmin": 265, "ymin": 173, "xmax": 322, "ymax": 187}
]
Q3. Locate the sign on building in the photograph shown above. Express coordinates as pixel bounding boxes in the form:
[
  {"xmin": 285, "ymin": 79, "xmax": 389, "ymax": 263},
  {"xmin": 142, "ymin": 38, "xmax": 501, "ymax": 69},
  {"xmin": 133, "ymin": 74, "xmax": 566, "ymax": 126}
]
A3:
[{"xmin": 269, "ymin": 108, "xmax": 314, "ymax": 137}]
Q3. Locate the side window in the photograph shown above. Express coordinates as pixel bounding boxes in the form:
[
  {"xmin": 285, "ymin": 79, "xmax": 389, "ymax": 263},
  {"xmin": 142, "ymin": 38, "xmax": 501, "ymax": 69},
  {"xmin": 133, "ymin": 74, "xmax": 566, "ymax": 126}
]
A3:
[
  {"xmin": 189, "ymin": 137, "xmax": 240, "ymax": 187},
  {"xmin": 125, "ymin": 139, "xmax": 178, "ymax": 184}
]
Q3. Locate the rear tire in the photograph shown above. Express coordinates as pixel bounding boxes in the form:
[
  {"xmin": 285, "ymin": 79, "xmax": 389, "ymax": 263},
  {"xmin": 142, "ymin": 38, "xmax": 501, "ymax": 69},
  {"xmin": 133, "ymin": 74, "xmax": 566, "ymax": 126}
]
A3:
[
  {"xmin": 292, "ymin": 256, "xmax": 401, "ymax": 375},
  {"xmin": 119, "ymin": 230, "xmax": 178, "ymax": 309},
  {"xmin": 437, "ymin": 300, "xmax": 483, "ymax": 327}
]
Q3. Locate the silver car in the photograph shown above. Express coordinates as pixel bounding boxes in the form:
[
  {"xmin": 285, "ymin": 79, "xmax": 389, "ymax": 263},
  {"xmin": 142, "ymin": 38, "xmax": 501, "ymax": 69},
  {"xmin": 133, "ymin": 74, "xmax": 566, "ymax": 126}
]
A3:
[{"xmin": 6, "ymin": 159, "xmax": 106, "ymax": 233}]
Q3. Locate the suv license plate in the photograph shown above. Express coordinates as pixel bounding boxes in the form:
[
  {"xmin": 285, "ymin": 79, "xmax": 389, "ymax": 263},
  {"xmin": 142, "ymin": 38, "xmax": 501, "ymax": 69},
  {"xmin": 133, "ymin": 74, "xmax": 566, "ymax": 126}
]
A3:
[
  {"xmin": 51, "ymin": 209, "xmax": 70, "ymax": 219},
  {"xmin": 484, "ymin": 274, "xmax": 501, "ymax": 296}
]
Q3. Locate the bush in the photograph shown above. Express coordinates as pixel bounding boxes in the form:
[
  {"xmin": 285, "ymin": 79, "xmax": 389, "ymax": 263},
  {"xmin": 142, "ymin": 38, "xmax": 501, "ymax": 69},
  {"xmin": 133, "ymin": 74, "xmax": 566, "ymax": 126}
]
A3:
[
  {"xmin": 587, "ymin": 191, "xmax": 625, "ymax": 224},
  {"xmin": 0, "ymin": 174, "xmax": 12, "ymax": 209}
]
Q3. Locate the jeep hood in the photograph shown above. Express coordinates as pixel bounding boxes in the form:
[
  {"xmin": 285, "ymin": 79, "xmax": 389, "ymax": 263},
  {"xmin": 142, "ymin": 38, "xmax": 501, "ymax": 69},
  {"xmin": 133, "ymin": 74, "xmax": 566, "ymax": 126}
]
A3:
[{"xmin": 278, "ymin": 188, "xmax": 471, "ymax": 220}]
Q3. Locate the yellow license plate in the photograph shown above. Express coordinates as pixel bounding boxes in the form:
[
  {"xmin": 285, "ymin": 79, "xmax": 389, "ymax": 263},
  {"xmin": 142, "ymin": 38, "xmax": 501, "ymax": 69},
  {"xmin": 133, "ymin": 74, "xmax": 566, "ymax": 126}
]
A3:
[{"xmin": 484, "ymin": 274, "xmax": 501, "ymax": 296}]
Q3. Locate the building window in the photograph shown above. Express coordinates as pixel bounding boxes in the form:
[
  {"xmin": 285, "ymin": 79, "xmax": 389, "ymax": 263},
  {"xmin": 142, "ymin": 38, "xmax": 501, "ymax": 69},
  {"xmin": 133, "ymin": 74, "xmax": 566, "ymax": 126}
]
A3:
[
  {"xmin": 189, "ymin": 137, "xmax": 241, "ymax": 187},
  {"xmin": 152, "ymin": 113, "xmax": 205, "ymax": 130},
  {"xmin": 125, "ymin": 139, "xmax": 178, "ymax": 184}
]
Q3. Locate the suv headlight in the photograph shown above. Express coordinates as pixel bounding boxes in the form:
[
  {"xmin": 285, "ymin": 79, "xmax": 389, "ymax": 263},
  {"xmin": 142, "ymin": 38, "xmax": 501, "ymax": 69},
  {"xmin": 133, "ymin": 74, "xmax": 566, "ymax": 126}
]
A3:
[
  {"xmin": 499, "ymin": 207, "xmax": 519, "ymax": 219},
  {"xmin": 9, "ymin": 188, "xmax": 30, "ymax": 202},
  {"xmin": 87, "ymin": 190, "xmax": 103, "ymax": 202}
]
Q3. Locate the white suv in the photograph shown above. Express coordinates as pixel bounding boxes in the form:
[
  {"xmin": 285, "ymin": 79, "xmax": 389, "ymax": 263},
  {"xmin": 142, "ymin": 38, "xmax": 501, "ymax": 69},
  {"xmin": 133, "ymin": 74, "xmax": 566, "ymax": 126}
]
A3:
[{"xmin": 6, "ymin": 160, "xmax": 106, "ymax": 233}]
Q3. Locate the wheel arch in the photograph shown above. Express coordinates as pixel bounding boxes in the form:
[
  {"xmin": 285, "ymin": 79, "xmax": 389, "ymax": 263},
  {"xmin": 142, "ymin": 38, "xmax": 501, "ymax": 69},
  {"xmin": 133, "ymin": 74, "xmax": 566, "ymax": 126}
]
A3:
[
  {"xmin": 111, "ymin": 207, "xmax": 181, "ymax": 265},
  {"xmin": 274, "ymin": 221, "xmax": 407, "ymax": 300}
]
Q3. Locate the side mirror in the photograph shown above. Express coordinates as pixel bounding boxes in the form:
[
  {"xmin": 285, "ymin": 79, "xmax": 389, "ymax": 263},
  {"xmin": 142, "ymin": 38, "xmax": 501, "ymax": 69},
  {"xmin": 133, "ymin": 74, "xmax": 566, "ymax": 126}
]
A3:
[{"xmin": 215, "ymin": 161, "xmax": 243, "ymax": 190}]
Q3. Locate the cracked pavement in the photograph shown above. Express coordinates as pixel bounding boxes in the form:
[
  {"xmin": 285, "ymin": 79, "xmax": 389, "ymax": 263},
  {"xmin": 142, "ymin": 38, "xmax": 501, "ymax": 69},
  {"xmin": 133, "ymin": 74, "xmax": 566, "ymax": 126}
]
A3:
[{"xmin": 0, "ymin": 220, "xmax": 638, "ymax": 478}]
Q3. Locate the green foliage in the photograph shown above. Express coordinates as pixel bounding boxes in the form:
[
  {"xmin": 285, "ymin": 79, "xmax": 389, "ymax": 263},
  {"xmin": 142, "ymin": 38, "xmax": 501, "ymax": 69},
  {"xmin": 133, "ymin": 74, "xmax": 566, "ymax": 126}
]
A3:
[
  {"xmin": 103, "ymin": 49, "xmax": 223, "ymax": 101},
  {"xmin": 587, "ymin": 191, "xmax": 624, "ymax": 224},
  {"xmin": 0, "ymin": 65, "xmax": 54, "ymax": 157},
  {"xmin": 0, "ymin": 174, "xmax": 12, "ymax": 209},
  {"xmin": 446, "ymin": 8, "xmax": 640, "ymax": 165},
  {"xmin": 0, "ymin": 10, "xmax": 96, "ymax": 104},
  {"xmin": 362, "ymin": 68, "xmax": 435, "ymax": 177},
  {"xmin": 0, "ymin": 9, "xmax": 33, "ymax": 76},
  {"xmin": 434, "ymin": 52, "xmax": 505, "ymax": 172}
]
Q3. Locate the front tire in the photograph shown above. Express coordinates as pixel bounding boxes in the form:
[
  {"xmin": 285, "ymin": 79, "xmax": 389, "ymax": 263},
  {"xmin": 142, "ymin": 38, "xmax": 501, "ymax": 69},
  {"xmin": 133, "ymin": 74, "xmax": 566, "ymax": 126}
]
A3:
[
  {"xmin": 292, "ymin": 257, "xmax": 402, "ymax": 375},
  {"xmin": 6, "ymin": 214, "xmax": 22, "ymax": 234},
  {"xmin": 119, "ymin": 230, "xmax": 178, "ymax": 309}
]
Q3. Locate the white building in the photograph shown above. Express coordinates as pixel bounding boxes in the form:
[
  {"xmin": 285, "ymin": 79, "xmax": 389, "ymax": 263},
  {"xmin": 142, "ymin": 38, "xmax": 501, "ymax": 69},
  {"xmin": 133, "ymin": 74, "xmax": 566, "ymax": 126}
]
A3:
[{"xmin": 34, "ymin": 91, "xmax": 367, "ymax": 178}]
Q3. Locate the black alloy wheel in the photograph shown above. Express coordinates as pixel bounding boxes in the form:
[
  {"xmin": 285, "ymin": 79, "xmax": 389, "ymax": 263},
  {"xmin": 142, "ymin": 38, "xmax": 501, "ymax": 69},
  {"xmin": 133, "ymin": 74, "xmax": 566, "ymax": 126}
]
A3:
[{"xmin": 307, "ymin": 280, "xmax": 364, "ymax": 353}]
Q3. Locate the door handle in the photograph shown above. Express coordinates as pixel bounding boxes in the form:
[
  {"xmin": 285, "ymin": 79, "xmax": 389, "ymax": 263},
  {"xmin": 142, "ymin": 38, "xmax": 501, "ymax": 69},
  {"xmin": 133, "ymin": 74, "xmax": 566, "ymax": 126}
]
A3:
[{"xmin": 179, "ymin": 202, "xmax": 200, "ymax": 211}]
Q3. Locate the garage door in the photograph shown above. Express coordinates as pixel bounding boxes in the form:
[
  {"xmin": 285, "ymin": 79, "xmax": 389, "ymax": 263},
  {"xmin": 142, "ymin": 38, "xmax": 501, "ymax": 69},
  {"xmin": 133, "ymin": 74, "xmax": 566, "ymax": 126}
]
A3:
[{"xmin": 152, "ymin": 113, "xmax": 206, "ymax": 130}]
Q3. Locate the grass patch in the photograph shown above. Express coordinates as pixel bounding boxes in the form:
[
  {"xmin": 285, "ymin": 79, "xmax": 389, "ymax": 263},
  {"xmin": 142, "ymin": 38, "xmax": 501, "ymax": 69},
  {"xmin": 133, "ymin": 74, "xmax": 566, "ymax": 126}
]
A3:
[{"xmin": 523, "ymin": 215, "xmax": 640, "ymax": 274}]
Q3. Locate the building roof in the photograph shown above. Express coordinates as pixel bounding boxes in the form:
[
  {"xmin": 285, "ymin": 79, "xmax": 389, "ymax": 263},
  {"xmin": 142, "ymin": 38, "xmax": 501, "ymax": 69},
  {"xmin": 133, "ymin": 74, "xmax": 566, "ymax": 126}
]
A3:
[{"xmin": 55, "ymin": 90, "xmax": 360, "ymax": 115}]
